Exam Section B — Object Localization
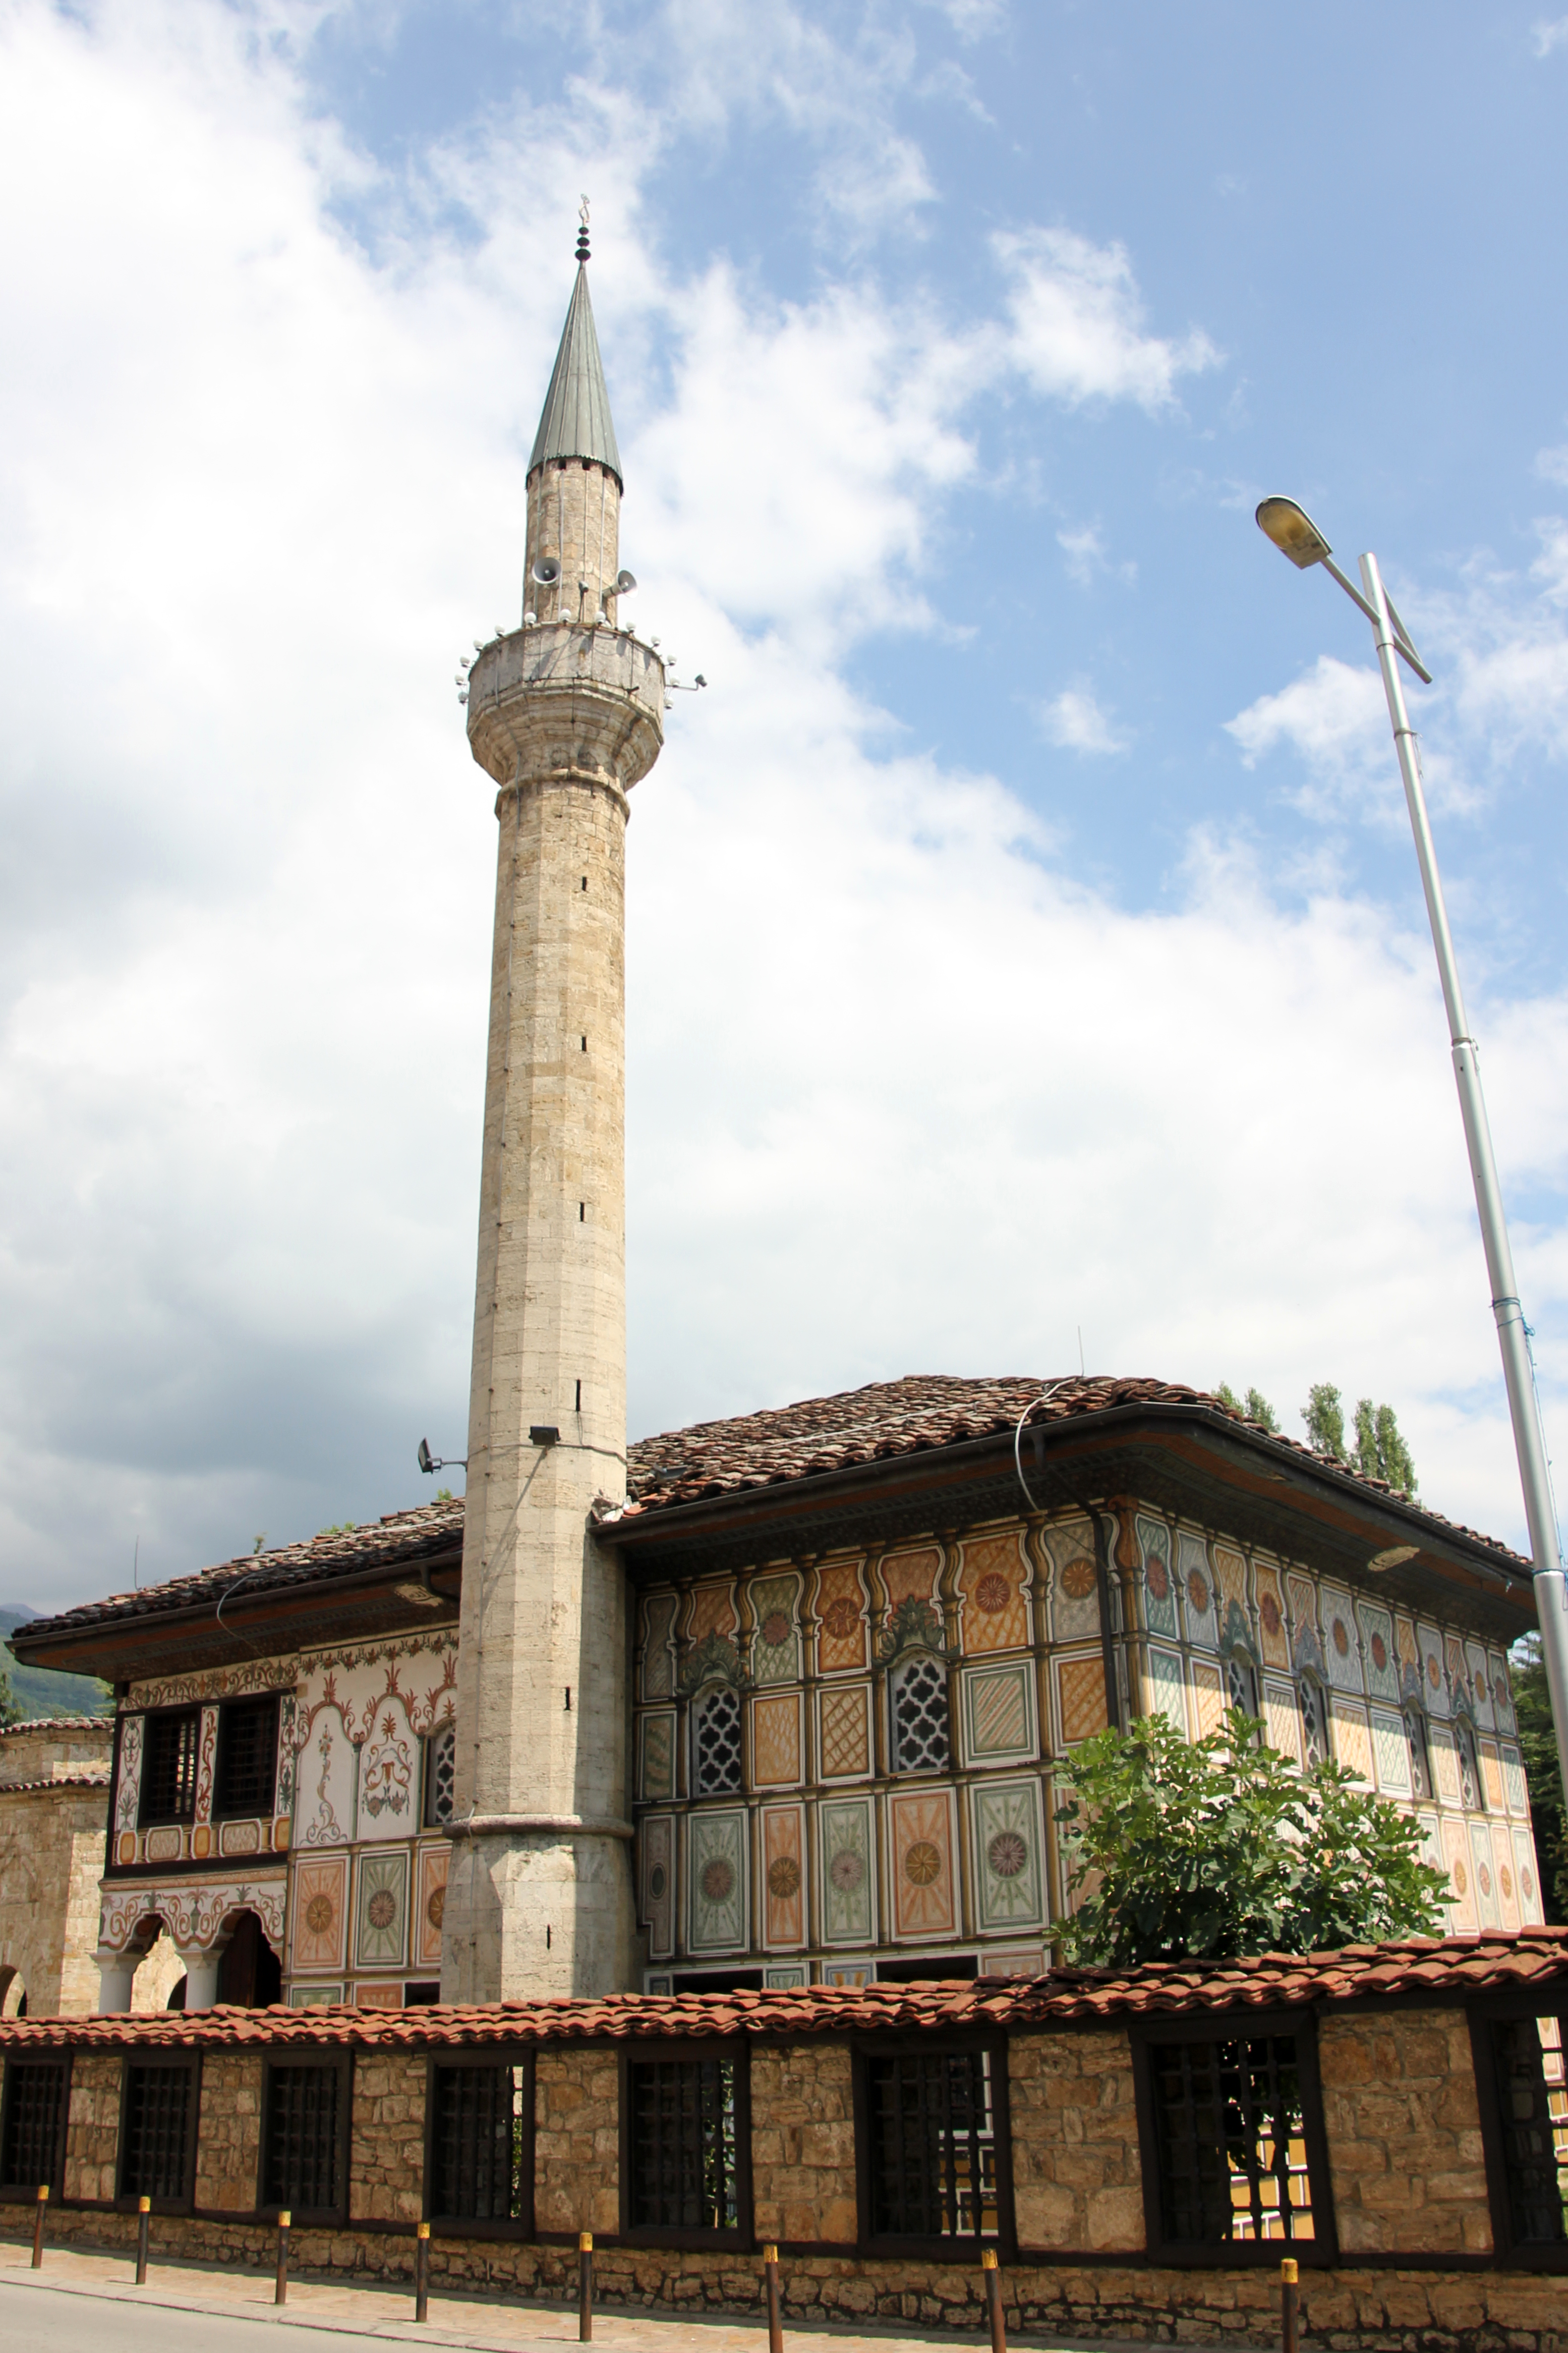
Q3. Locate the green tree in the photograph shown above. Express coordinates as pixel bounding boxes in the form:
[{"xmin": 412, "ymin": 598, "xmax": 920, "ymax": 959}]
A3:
[
  {"xmin": 1215, "ymin": 1384, "xmax": 1279, "ymax": 1433},
  {"xmin": 1512, "ymin": 1636, "xmax": 1567, "ymax": 1923},
  {"xmin": 1053, "ymin": 1709, "xmax": 1448, "ymax": 1965},
  {"xmin": 1352, "ymin": 1398, "xmax": 1418, "ymax": 1494},
  {"xmin": 1303, "ymin": 1382, "xmax": 1347, "ymax": 1461},
  {"xmin": 0, "ymin": 1662, "xmax": 19, "ymax": 1725}
]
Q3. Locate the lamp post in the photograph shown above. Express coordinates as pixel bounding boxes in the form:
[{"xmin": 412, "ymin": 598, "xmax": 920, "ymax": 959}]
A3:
[{"xmin": 1255, "ymin": 495, "xmax": 1568, "ymax": 1808}]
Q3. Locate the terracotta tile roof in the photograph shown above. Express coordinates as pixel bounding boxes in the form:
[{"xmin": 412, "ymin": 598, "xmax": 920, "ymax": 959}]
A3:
[
  {"xmin": 0, "ymin": 1716, "xmax": 112, "ymax": 1735},
  {"xmin": 3, "ymin": 1934, "xmax": 1561, "ymax": 2051},
  {"xmin": 19, "ymin": 1373, "xmax": 1527, "ymax": 1649},
  {"xmin": 615, "ymin": 1373, "xmax": 1529, "ymax": 1568},
  {"xmin": 0, "ymin": 1772, "xmax": 110, "ymax": 1795}
]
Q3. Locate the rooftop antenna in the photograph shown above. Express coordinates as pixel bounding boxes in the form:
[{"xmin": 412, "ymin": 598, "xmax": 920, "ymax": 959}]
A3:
[{"xmin": 418, "ymin": 1438, "xmax": 468, "ymax": 1476}]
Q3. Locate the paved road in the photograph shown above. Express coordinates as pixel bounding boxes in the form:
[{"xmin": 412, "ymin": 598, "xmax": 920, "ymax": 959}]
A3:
[{"xmin": 4, "ymin": 2276, "xmax": 399, "ymax": 2346}]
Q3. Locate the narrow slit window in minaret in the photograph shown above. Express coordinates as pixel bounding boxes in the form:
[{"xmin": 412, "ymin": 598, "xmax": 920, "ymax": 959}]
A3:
[{"xmin": 580, "ymin": 1036, "xmax": 587, "ymax": 1051}]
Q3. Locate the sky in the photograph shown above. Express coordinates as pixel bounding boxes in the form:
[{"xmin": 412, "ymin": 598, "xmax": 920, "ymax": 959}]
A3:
[{"xmin": 5, "ymin": 0, "xmax": 1568, "ymax": 1612}]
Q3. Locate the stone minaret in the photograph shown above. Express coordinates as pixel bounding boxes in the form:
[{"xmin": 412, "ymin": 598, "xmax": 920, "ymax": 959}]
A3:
[{"xmin": 442, "ymin": 224, "xmax": 664, "ymax": 2000}]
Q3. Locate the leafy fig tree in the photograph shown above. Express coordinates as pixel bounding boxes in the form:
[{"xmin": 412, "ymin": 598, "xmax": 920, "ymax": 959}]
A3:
[{"xmin": 1053, "ymin": 1709, "xmax": 1448, "ymax": 1966}]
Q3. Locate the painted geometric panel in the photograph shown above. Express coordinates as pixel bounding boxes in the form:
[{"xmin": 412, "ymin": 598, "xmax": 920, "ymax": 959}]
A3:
[
  {"xmin": 818, "ymin": 1685, "xmax": 872, "ymax": 1780},
  {"xmin": 1321, "ymin": 1589, "xmax": 1363, "ymax": 1694},
  {"xmin": 765, "ymin": 1965, "xmax": 807, "ymax": 1988},
  {"xmin": 971, "ymin": 1779, "xmax": 1046, "ymax": 1935},
  {"xmin": 1055, "ymin": 1651, "xmax": 1108, "ymax": 1747},
  {"xmin": 1465, "ymin": 1643, "xmax": 1494, "ymax": 1729},
  {"xmin": 1137, "ymin": 1515, "xmax": 1178, "ymax": 1638},
  {"xmin": 354, "ymin": 1983, "xmax": 402, "ymax": 2009},
  {"xmin": 642, "ymin": 1815, "xmax": 674, "ymax": 1960},
  {"xmin": 1428, "ymin": 1720, "xmax": 1460, "ymax": 1805},
  {"xmin": 638, "ymin": 1711, "xmax": 675, "ymax": 1804},
  {"xmin": 1441, "ymin": 1817, "xmax": 1478, "ymax": 1931},
  {"xmin": 640, "ymin": 1593, "xmax": 677, "ymax": 1700},
  {"xmin": 815, "ymin": 1560, "xmax": 868, "ymax": 1674},
  {"xmin": 821, "ymin": 1960, "xmax": 873, "ymax": 1988},
  {"xmin": 985, "ymin": 1945, "xmax": 1047, "ymax": 1979},
  {"xmin": 1189, "ymin": 1660, "xmax": 1225, "ymax": 1740},
  {"xmin": 1263, "ymin": 1678, "xmax": 1302, "ymax": 1766},
  {"xmin": 882, "ymin": 1548, "xmax": 941, "ymax": 1635},
  {"xmin": 1491, "ymin": 1825, "xmax": 1522, "ymax": 1932},
  {"xmin": 1502, "ymin": 1744, "xmax": 1528, "ymax": 1815},
  {"xmin": 1044, "ymin": 1520, "xmax": 1100, "ymax": 1642},
  {"xmin": 1514, "ymin": 1826, "xmax": 1544, "ymax": 1925},
  {"xmin": 1214, "ymin": 1548, "xmax": 1252, "ymax": 1661},
  {"xmin": 1330, "ymin": 1700, "xmax": 1373, "ymax": 1786},
  {"xmin": 958, "ymin": 1533, "xmax": 1030, "ymax": 1655},
  {"xmin": 415, "ymin": 1844, "xmax": 448, "ymax": 1971},
  {"xmin": 1417, "ymin": 1624, "xmax": 1451, "ymax": 1717},
  {"xmin": 1469, "ymin": 1823, "xmax": 1500, "ymax": 1930},
  {"xmin": 1145, "ymin": 1645, "xmax": 1187, "ymax": 1733},
  {"xmin": 889, "ymin": 1789, "xmax": 958, "ymax": 1941},
  {"xmin": 289, "ymin": 1984, "xmax": 344, "ymax": 2007},
  {"xmin": 1478, "ymin": 1738, "xmax": 1504, "ymax": 1813},
  {"xmin": 1489, "ymin": 1652, "xmax": 1517, "ymax": 1734},
  {"xmin": 687, "ymin": 1582, "xmax": 738, "ymax": 1645},
  {"xmin": 688, "ymin": 1810, "xmax": 746, "ymax": 1954},
  {"xmin": 1180, "ymin": 1533, "xmax": 1219, "ymax": 1652},
  {"xmin": 291, "ymin": 1854, "xmax": 349, "ymax": 1975},
  {"xmin": 751, "ymin": 1575, "xmax": 802, "ymax": 1686},
  {"xmin": 1370, "ymin": 1708, "xmax": 1411, "ymax": 1799},
  {"xmin": 1253, "ymin": 1562, "xmax": 1290, "ymax": 1671},
  {"xmin": 1357, "ymin": 1603, "xmax": 1400, "ymax": 1704},
  {"xmin": 818, "ymin": 1797, "xmax": 875, "ymax": 1946},
  {"xmin": 761, "ymin": 1804, "xmax": 805, "ymax": 1950},
  {"xmin": 354, "ymin": 1847, "xmax": 409, "ymax": 1971},
  {"xmin": 961, "ymin": 1662, "xmax": 1036, "ymax": 1765},
  {"xmin": 751, "ymin": 1694, "xmax": 802, "ymax": 1789}
]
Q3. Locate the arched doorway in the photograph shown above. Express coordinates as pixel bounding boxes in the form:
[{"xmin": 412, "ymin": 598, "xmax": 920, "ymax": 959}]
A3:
[
  {"xmin": 0, "ymin": 1966, "xmax": 26, "ymax": 2019},
  {"xmin": 216, "ymin": 1909, "xmax": 282, "ymax": 2007}
]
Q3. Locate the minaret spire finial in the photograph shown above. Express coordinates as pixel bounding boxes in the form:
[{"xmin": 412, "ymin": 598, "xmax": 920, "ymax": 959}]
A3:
[{"xmin": 576, "ymin": 195, "xmax": 590, "ymax": 264}]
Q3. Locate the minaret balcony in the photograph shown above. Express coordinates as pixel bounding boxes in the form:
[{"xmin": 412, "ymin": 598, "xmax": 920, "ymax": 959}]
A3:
[{"xmin": 467, "ymin": 621, "xmax": 665, "ymax": 797}]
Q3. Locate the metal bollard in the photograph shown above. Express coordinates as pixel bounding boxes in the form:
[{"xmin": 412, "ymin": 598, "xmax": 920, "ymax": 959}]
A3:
[
  {"xmin": 415, "ymin": 2221, "xmax": 430, "ymax": 2323},
  {"xmin": 31, "ymin": 2186, "xmax": 47, "ymax": 2270},
  {"xmin": 981, "ymin": 2248, "xmax": 1007, "ymax": 2353},
  {"xmin": 763, "ymin": 2243, "xmax": 784, "ymax": 2353},
  {"xmin": 275, "ymin": 2209, "xmax": 291, "ymax": 2306},
  {"xmin": 135, "ymin": 2195, "xmax": 150, "ymax": 2285},
  {"xmin": 578, "ymin": 2229, "xmax": 594, "ymax": 2342},
  {"xmin": 1281, "ymin": 2258, "xmax": 1299, "ymax": 2353}
]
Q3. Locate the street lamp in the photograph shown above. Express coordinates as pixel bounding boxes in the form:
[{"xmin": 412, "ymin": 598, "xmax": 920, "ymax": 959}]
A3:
[{"xmin": 1256, "ymin": 495, "xmax": 1568, "ymax": 1808}]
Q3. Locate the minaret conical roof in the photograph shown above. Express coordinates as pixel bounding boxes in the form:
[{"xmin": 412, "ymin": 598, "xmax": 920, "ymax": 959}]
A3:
[{"xmin": 528, "ymin": 249, "xmax": 622, "ymax": 486}]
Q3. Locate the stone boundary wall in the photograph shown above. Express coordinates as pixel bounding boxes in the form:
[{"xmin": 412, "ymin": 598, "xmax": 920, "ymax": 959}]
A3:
[{"xmin": 3, "ymin": 2209, "xmax": 1564, "ymax": 2353}]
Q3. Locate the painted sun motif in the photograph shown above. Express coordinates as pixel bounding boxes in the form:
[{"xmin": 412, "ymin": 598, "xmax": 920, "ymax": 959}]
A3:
[
  {"xmin": 426, "ymin": 1887, "xmax": 444, "ymax": 1930},
  {"xmin": 1331, "ymin": 1618, "xmax": 1350, "ymax": 1657},
  {"xmin": 1258, "ymin": 1592, "xmax": 1283, "ymax": 1640},
  {"xmin": 986, "ymin": 1831, "xmax": 1028, "ymax": 1881},
  {"xmin": 1145, "ymin": 1557, "xmax": 1170, "ymax": 1602},
  {"xmin": 1370, "ymin": 1632, "xmax": 1388, "ymax": 1672},
  {"xmin": 830, "ymin": 1848, "xmax": 864, "ymax": 1892},
  {"xmin": 761, "ymin": 1611, "xmax": 791, "ymax": 1649},
  {"xmin": 822, "ymin": 1597, "xmax": 860, "ymax": 1640},
  {"xmin": 903, "ymin": 1840, "xmax": 942, "ymax": 1887},
  {"xmin": 305, "ymin": 1893, "xmax": 334, "ymax": 1935},
  {"xmin": 700, "ymin": 1857, "xmax": 735, "ymax": 1904},
  {"xmin": 648, "ymin": 1865, "xmax": 667, "ymax": 1902},
  {"xmin": 767, "ymin": 1856, "xmax": 801, "ymax": 1899},
  {"xmin": 1060, "ymin": 1558, "xmax": 1096, "ymax": 1600},
  {"xmin": 367, "ymin": 1888, "xmax": 397, "ymax": 1930},
  {"xmin": 1187, "ymin": 1571, "xmax": 1209, "ymax": 1616},
  {"xmin": 974, "ymin": 1573, "xmax": 1011, "ymax": 1616}
]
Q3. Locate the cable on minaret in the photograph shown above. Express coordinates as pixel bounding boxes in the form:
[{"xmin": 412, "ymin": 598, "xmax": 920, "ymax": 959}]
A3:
[{"xmin": 577, "ymin": 194, "xmax": 590, "ymax": 264}]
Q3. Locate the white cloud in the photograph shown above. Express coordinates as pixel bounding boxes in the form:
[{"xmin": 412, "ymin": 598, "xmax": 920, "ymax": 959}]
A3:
[
  {"xmin": 1532, "ymin": 16, "xmax": 1568, "ymax": 55},
  {"xmin": 1226, "ymin": 655, "xmax": 1389, "ymax": 781},
  {"xmin": 994, "ymin": 226, "xmax": 1221, "ymax": 412},
  {"xmin": 1534, "ymin": 441, "xmax": 1568, "ymax": 486},
  {"xmin": 1056, "ymin": 521, "xmax": 1135, "ymax": 586},
  {"xmin": 1039, "ymin": 684, "xmax": 1127, "ymax": 754}
]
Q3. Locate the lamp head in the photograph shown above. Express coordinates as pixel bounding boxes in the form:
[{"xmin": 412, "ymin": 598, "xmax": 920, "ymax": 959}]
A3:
[{"xmin": 1256, "ymin": 495, "xmax": 1333, "ymax": 571}]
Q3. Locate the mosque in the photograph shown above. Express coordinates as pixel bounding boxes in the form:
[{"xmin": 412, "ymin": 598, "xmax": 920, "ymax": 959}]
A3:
[{"xmin": 6, "ymin": 234, "xmax": 1546, "ymax": 2016}]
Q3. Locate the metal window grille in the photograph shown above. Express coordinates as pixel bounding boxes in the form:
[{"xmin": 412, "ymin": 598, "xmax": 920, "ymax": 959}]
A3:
[
  {"xmin": 891, "ymin": 1656, "xmax": 950, "ymax": 1773},
  {"xmin": 424, "ymin": 1721, "xmax": 456, "ymax": 1829},
  {"xmin": 1299, "ymin": 1682, "xmax": 1327, "ymax": 1771},
  {"xmin": 214, "ymin": 1696, "xmax": 278, "ymax": 1819},
  {"xmin": 1148, "ymin": 2034, "xmax": 1315, "ymax": 2246},
  {"xmin": 263, "ymin": 2063, "xmax": 343, "ymax": 2216},
  {"xmin": 429, "ymin": 2062, "xmax": 526, "ymax": 2222},
  {"xmin": 0, "ymin": 2059, "xmax": 68, "ymax": 2192},
  {"xmin": 1457, "ymin": 1722, "xmax": 1483, "ymax": 1811},
  {"xmin": 1225, "ymin": 1656, "xmax": 1258, "ymax": 1715},
  {"xmin": 1492, "ymin": 2015, "xmax": 1568, "ymax": 2244},
  {"xmin": 120, "ymin": 2063, "xmax": 194, "ymax": 2204},
  {"xmin": 140, "ymin": 1710, "xmax": 200, "ymax": 1825},
  {"xmin": 1404, "ymin": 1709, "xmax": 1431, "ymax": 1801},
  {"xmin": 865, "ymin": 2050, "xmax": 998, "ymax": 2241},
  {"xmin": 627, "ymin": 2057, "xmax": 739, "ymax": 2232},
  {"xmin": 693, "ymin": 1688, "xmax": 742, "ymax": 1796}
]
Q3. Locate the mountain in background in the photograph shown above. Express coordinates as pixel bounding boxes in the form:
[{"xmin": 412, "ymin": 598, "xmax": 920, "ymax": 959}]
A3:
[{"xmin": 0, "ymin": 1604, "xmax": 111, "ymax": 1722}]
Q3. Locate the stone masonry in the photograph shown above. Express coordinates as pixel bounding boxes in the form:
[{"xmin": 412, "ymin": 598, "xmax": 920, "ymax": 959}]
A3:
[
  {"xmin": 750, "ymin": 2042, "xmax": 857, "ymax": 2247},
  {"xmin": 1317, "ymin": 2006, "xmax": 1493, "ymax": 2254},
  {"xmin": 1007, "ymin": 2023, "xmax": 1144, "ymax": 2251}
]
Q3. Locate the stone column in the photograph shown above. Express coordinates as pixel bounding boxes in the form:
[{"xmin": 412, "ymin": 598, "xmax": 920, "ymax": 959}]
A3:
[
  {"xmin": 441, "ymin": 618, "xmax": 664, "ymax": 2002},
  {"xmin": 94, "ymin": 1948, "xmax": 135, "ymax": 2014}
]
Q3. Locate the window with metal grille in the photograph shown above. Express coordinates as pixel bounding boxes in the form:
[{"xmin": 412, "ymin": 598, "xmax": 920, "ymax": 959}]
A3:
[
  {"xmin": 1145, "ymin": 2033, "xmax": 1319, "ymax": 2251},
  {"xmin": 139, "ymin": 1710, "xmax": 200, "ymax": 1826},
  {"xmin": 1404, "ymin": 1708, "xmax": 1432, "ymax": 1801},
  {"xmin": 262, "ymin": 2060, "xmax": 347, "ymax": 2220},
  {"xmin": 119, "ymin": 2061, "xmax": 196, "ymax": 2208},
  {"xmin": 0, "ymin": 2058, "xmax": 69, "ymax": 2194},
  {"xmin": 214, "ymin": 1695, "xmax": 278, "ymax": 1819},
  {"xmin": 1298, "ymin": 1680, "xmax": 1328, "ymax": 1770},
  {"xmin": 1488, "ymin": 2014, "xmax": 1568, "ymax": 2248},
  {"xmin": 863, "ymin": 2048, "xmax": 999, "ymax": 2244},
  {"xmin": 1224, "ymin": 1655, "xmax": 1258, "ymax": 1716},
  {"xmin": 625, "ymin": 2053, "xmax": 744, "ymax": 2238},
  {"xmin": 424, "ymin": 1720, "xmax": 456, "ymax": 1829},
  {"xmin": 1457, "ymin": 1720, "xmax": 1484, "ymax": 1811},
  {"xmin": 891, "ymin": 1655, "xmax": 950, "ymax": 1772},
  {"xmin": 693, "ymin": 1687, "xmax": 742, "ymax": 1796},
  {"xmin": 427, "ymin": 2060, "xmax": 529, "ymax": 2226}
]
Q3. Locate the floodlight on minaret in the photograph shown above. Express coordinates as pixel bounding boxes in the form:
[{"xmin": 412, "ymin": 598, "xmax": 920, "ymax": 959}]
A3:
[{"xmin": 441, "ymin": 218, "xmax": 664, "ymax": 2002}]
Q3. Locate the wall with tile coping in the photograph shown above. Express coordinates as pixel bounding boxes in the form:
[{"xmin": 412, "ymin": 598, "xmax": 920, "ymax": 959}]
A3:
[
  {"xmin": 194, "ymin": 2051, "xmax": 262, "ymax": 2211},
  {"xmin": 1318, "ymin": 2007, "xmax": 1493, "ymax": 2256}
]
